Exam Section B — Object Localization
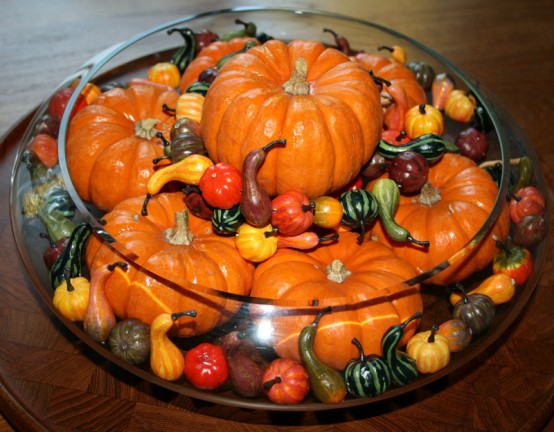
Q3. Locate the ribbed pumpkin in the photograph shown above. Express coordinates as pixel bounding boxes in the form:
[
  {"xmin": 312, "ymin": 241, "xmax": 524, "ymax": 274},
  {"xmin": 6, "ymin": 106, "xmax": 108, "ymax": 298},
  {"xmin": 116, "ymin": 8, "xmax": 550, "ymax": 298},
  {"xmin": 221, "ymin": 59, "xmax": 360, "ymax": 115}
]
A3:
[
  {"xmin": 66, "ymin": 85, "xmax": 179, "ymax": 212},
  {"xmin": 369, "ymin": 153, "xmax": 511, "ymax": 285},
  {"xmin": 179, "ymin": 37, "xmax": 259, "ymax": 92},
  {"xmin": 85, "ymin": 192, "xmax": 254, "ymax": 337},
  {"xmin": 249, "ymin": 231, "xmax": 422, "ymax": 371},
  {"xmin": 201, "ymin": 39, "xmax": 383, "ymax": 198},
  {"xmin": 353, "ymin": 53, "xmax": 426, "ymax": 131}
]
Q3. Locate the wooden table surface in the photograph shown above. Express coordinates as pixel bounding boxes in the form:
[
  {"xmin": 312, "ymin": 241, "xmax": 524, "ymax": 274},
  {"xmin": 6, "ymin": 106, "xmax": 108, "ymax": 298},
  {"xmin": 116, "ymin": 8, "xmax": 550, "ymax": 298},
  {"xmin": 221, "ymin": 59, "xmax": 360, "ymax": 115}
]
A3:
[{"xmin": 1, "ymin": 0, "xmax": 553, "ymax": 431}]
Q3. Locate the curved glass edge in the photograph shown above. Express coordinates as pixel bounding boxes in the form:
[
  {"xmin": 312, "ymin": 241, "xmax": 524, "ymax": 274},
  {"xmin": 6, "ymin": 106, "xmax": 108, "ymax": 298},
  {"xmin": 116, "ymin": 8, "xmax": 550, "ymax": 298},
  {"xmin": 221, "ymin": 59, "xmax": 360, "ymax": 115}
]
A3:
[{"xmin": 52, "ymin": 6, "xmax": 511, "ymax": 303}]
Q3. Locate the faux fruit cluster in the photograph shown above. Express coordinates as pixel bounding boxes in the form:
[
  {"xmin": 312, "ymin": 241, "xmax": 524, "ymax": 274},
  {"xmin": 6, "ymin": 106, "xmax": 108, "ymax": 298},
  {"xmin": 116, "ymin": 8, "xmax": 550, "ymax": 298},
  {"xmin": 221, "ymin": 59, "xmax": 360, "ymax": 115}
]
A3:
[{"xmin": 21, "ymin": 18, "xmax": 547, "ymax": 405}]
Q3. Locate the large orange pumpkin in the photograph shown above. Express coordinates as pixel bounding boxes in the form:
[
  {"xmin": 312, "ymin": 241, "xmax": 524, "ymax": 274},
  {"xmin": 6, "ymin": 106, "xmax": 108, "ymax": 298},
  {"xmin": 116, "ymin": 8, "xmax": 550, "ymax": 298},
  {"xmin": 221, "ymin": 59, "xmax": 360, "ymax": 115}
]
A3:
[
  {"xmin": 179, "ymin": 37, "xmax": 259, "ymax": 93},
  {"xmin": 369, "ymin": 153, "xmax": 511, "ymax": 285},
  {"xmin": 66, "ymin": 85, "xmax": 179, "ymax": 212},
  {"xmin": 200, "ymin": 39, "xmax": 383, "ymax": 198},
  {"xmin": 85, "ymin": 192, "xmax": 254, "ymax": 337},
  {"xmin": 249, "ymin": 231, "xmax": 422, "ymax": 371},
  {"xmin": 353, "ymin": 52, "xmax": 427, "ymax": 131}
]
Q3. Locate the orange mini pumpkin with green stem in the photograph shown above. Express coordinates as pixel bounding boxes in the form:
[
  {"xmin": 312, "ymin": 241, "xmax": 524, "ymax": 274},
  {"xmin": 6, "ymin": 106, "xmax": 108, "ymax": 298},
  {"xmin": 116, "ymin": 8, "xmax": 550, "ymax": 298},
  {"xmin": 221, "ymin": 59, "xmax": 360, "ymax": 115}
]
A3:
[
  {"xmin": 85, "ymin": 192, "xmax": 254, "ymax": 338},
  {"xmin": 250, "ymin": 231, "xmax": 422, "ymax": 371},
  {"xmin": 201, "ymin": 39, "xmax": 383, "ymax": 199},
  {"xmin": 66, "ymin": 85, "xmax": 179, "ymax": 212}
]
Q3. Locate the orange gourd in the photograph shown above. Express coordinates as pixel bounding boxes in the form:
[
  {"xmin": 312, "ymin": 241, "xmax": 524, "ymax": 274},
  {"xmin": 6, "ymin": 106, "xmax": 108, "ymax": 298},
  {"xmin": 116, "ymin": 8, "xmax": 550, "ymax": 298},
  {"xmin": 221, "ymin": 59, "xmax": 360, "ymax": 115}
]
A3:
[
  {"xmin": 404, "ymin": 104, "xmax": 444, "ymax": 138},
  {"xmin": 85, "ymin": 192, "xmax": 254, "ymax": 337},
  {"xmin": 179, "ymin": 37, "xmax": 259, "ymax": 92},
  {"xmin": 201, "ymin": 39, "xmax": 383, "ymax": 198},
  {"xmin": 148, "ymin": 62, "xmax": 181, "ymax": 88},
  {"xmin": 353, "ymin": 52, "xmax": 427, "ymax": 131},
  {"xmin": 250, "ymin": 231, "xmax": 422, "ymax": 371},
  {"xmin": 66, "ymin": 85, "xmax": 179, "ymax": 212},
  {"xmin": 369, "ymin": 153, "xmax": 511, "ymax": 285}
]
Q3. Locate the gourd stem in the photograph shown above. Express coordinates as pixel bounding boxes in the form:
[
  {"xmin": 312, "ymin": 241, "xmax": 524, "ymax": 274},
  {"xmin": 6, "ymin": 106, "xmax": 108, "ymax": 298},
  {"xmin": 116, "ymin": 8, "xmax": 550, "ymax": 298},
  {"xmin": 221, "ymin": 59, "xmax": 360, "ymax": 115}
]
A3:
[
  {"xmin": 107, "ymin": 261, "xmax": 128, "ymax": 272},
  {"xmin": 427, "ymin": 324, "xmax": 439, "ymax": 343},
  {"xmin": 377, "ymin": 45, "xmax": 394, "ymax": 53},
  {"xmin": 395, "ymin": 131, "xmax": 407, "ymax": 142},
  {"xmin": 418, "ymin": 104, "xmax": 426, "ymax": 114},
  {"xmin": 171, "ymin": 310, "xmax": 198, "ymax": 321},
  {"xmin": 407, "ymin": 235, "xmax": 430, "ymax": 247},
  {"xmin": 234, "ymin": 18, "xmax": 249, "ymax": 28},
  {"xmin": 156, "ymin": 131, "xmax": 171, "ymax": 147},
  {"xmin": 318, "ymin": 233, "xmax": 339, "ymax": 243},
  {"xmin": 152, "ymin": 155, "xmax": 171, "ymax": 164},
  {"xmin": 351, "ymin": 337, "xmax": 366, "ymax": 362},
  {"xmin": 478, "ymin": 157, "xmax": 522, "ymax": 169},
  {"xmin": 282, "ymin": 58, "xmax": 310, "ymax": 96},
  {"xmin": 494, "ymin": 237, "xmax": 512, "ymax": 257},
  {"xmin": 63, "ymin": 267, "xmax": 74, "ymax": 292},
  {"xmin": 141, "ymin": 193, "xmax": 152, "ymax": 216},
  {"xmin": 262, "ymin": 139, "xmax": 286, "ymax": 153},
  {"xmin": 312, "ymin": 306, "xmax": 333, "ymax": 327},
  {"xmin": 264, "ymin": 227, "xmax": 279, "ymax": 238},
  {"xmin": 302, "ymin": 201, "xmax": 316, "ymax": 213},
  {"xmin": 369, "ymin": 70, "xmax": 392, "ymax": 87},
  {"xmin": 165, "ymin": 210, "xmax": 194, "ymax": 245},
  {"xmin": 39, "ymin": 231, "xmax": 55, "ymax": 248},
  {"xmin": 262, "ymin": 376, "xmax": 281, "ymax": 392},
  {"xmin": 162, "ymin": 103, "xmax": 176, "ymax": 114},
  {"xmin": 400, "ymin": 311, "xmax": 424, "ymax": 329}
]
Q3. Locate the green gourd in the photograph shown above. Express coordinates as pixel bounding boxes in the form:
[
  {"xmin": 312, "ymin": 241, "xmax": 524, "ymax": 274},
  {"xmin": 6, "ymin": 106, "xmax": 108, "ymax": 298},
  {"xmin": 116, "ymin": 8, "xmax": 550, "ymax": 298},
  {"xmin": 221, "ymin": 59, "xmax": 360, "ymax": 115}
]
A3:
[
  {"xmin": 49, "ymin": 223, "xmax": 92, "ymax": 289},
  {"xmin": 298, "ymin": 307, "xmax": 347, "ymax": 404},
  {"xmin": 339, "ymin": 189, "xmax": 379, "ymax": 243},
  {"xmin": 371, "ymin": 179, "xmax": 430, "ymax": 247},
  {"xmin": 510, "ymin": 155, "xmax": 533, "ymax": 194},
  {"xmin": 212, "ymin": 204, "xmax": 244, "ymax": 235},
  {"xmin": 167, "ymin": 27, "xmax": 197, "ymax": 73},
  {"xmin": 343, "ymin": 337, "xmax": 391, "ymax": 398},
  {"xmin": 381, "ymin": 311, "xmax": 423, "ymax": 386},
  {"xmin": 377, "ymin": 133, "xmax": 457, "ymax": 163}
]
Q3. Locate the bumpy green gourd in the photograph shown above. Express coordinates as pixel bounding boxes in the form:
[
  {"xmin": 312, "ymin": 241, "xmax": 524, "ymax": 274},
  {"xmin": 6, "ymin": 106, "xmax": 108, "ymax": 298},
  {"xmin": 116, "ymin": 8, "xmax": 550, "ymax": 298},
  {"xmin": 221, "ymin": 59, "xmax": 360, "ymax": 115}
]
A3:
[
  {"xmin": 339, "ymin": 189, "xmax": 379, "ymax": 243},
  {"xmin": 212, "ymin": 204, "xmax": 244, "ymax": 235}
]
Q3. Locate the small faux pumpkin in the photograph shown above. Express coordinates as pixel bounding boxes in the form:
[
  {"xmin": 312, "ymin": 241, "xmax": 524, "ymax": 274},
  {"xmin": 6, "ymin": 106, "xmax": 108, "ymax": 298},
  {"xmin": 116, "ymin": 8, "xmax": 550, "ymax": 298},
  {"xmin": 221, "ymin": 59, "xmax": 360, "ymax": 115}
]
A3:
[
  {"xmin": 85, "ymin": 192, "xmax": 254, "ymax": 337},
  {"xmin": 404, "ymin": 104, "xmax": 444, "ymax": 139},
  {"xmin": 201, "ymin": 39, "xmax": 383, "ymax": 198},
  {"xmin": 250, "ymin": 231, "xmax": 422, "ymax": 371},
  {"xmin": 66, "ymin": 85, "xmax": 179, "ymax": 212},
  {"xmin": 406, "ymin": 324, "xmax": 451, "ymax": 374}
]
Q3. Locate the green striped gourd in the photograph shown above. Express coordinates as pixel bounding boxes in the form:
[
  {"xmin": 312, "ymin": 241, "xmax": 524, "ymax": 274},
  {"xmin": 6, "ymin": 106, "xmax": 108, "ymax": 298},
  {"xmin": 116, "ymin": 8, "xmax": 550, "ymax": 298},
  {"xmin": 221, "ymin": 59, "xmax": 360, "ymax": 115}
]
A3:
[
  {"xmin": 381, "ymin": 311, "xmax": 423, "ymax": 386},
  {"xmin": 212, "ymin": 204, "xmax": 244, "ymax": 235},
  {"xmin": 344, "ymin": 337, "xmax": 391, "ymax": 398},
  {"xmin": 377, "ymin": 133, "xmax": 453, "ymax": 163},
  {"xmin": 338, "ymin": 189, "xmax": 379, "ymax": 243}
]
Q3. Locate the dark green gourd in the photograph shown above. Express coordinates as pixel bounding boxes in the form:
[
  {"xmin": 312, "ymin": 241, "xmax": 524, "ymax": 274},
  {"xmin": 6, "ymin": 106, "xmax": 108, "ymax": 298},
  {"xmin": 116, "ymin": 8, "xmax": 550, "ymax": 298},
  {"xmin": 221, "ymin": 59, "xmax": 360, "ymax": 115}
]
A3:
[
  {"xmin": 344, "ymin": 337, "xmax": 391, "ymax": 398},
  {"xmin": 339, "ymin": 189, "xmax": 379, "ymax": 243},
  {"xmin": 381, "ymin": 311, "xmax": 423, "ymax": 386}
]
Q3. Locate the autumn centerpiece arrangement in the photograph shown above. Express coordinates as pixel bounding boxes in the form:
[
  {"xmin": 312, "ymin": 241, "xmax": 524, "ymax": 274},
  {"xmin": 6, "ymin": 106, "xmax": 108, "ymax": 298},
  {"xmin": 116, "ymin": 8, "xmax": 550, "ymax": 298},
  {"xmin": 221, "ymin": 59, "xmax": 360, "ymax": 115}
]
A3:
[{"xmin": 22, "ymin": 17, "xmax": 546, "ymax": 406}]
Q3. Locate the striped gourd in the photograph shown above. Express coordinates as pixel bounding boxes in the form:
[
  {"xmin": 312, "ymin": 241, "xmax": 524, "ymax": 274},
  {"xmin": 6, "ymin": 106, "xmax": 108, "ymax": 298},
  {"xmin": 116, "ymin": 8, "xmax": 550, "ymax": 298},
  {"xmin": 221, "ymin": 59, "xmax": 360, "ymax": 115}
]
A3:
[
  {"xmin": 377, "ymin": 133, "xmax": 450, "ymax": 163},
  {"xmin": 212, "ymin": 204, "xmax": 244, "ymax": 235},
  {"xmin": 186, "ymin": 81, "xmax": 211, "ymax": 96},
  {"xmin": 344, "ymin": 338, "xmax": 391, "ymax": 398},
  {"xmin": 49, "ymin": 223, "xmax": 92, "ymax": 289},
  {"xmin": 381, "ymin": 312, "xmax": 423, "ymax": 386},
  {"xmin": 338, "ymin": 189, "xmax": 379, "ymax": 242},
  {"xmin": 42, "ymin": 188, "xmax": 76, "ymax": 219}
]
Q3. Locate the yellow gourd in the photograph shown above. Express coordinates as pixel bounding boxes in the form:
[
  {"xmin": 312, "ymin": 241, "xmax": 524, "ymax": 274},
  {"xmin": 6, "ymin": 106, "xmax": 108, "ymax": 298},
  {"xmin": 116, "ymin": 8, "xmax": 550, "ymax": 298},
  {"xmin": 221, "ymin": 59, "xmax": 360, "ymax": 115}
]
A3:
[
  {"xmin": 150, "ymin": 310, "xmax": 197, "ymax": 381},
  {"xmin": 406, "ymin": 324, "xmax": 450, "ymax": 374},
  {"xmin": 449, "ymin": 273, "xmax": 516, "ymax": 306},
  {"xmin": 53, "ymin": 269, "xmax": 90, "ymax": 322}
]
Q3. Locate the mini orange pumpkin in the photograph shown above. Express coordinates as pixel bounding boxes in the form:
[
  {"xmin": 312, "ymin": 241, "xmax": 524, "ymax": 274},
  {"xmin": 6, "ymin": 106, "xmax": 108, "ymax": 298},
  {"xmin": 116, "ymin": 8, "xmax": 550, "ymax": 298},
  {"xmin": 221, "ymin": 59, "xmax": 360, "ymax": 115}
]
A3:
[
  {"xmin": 249, "ymin": 231, "xmax": 422, "ymax": 371},
  {"xmin": 66, "ymin": 85, "xmax": 179, "ymax": 212},
  {"xmin": 85, "ymin": 192, "xmax": 254, "ymax": 337},
  {"xmin": 201, "ymin": 39, "xmax": 383, "ymax": 198},
  {"xmin": 353, "ymin": 52, "xmax": 427, "ymax": 131},
  {"xmin": 369, "ymin": 153, "xmax": 511, "ymax": 285},
  {"xmin": 179, "ymin": 37, "xmax": 259, "ymax": 92}
]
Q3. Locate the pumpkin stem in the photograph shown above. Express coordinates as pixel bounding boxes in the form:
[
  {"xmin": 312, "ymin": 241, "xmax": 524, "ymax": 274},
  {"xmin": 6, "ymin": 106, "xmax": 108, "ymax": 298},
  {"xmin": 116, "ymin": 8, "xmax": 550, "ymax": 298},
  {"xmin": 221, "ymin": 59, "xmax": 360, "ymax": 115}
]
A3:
[
  {"xmin": 427, "ymin": 324, "xmax": 439, "ymax": 343},
  {"xmin": 400, "ymin": 311, "xmax": 424, "ymax": 330},
  {"xmin": 418, "ymin": 181, "xmax": 441, "ymax": 206},
  {"xmin": 282, "ymin": 58, "xmax": 310, "ymax": 96},
  {"xmin": 165, "ymin": 210, "xmax": 194, "ymax": 245},
  {"xmin": 134, "ymin": 119, "xmax": 160, "ymax": 139},
  {"xmin": 171, "ymin": 310, "xmax": 197, "ymax": 321},
  {"xmin": 63, "ymin": 267, "xmax": 74, "ymax": 292},
  {"xmin": 326, "ymin": 259, "xmax": 352, "ymax": 283},
  {"xmin": 262, "ymin": 376, "xmax": 282, "ymax": 392}
]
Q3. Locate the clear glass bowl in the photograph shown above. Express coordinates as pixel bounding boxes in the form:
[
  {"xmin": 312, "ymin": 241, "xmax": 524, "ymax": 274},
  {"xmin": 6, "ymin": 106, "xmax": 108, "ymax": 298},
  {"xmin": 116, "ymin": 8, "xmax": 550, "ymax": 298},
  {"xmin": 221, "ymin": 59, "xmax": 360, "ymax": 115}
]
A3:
[{"xmin": 9, "ymin": 7, "xmax": 549, "ymax": 411}]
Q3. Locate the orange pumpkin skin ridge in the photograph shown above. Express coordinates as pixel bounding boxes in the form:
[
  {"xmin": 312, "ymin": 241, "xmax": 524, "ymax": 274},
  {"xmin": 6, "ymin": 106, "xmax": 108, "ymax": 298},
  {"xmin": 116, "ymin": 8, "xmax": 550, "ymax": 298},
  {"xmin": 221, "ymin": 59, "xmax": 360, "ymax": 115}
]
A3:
[
  {"xmin": 369, "ymin": 153, "xmax": 511, "ymax": 285},
  {"xmin": 200, "ymin": 39, "xmax": 383, "ymax": 199},
  {"xmin": 249, "ymin": 231, "xmax": 422, "ymax": 371},
  {"xmin": 66, "ymin": 85, "xmax": 179, "ymax": 212},
  {"xmin": 85, "ymin": 192, "xmax": 254, "ymax": 338}
]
